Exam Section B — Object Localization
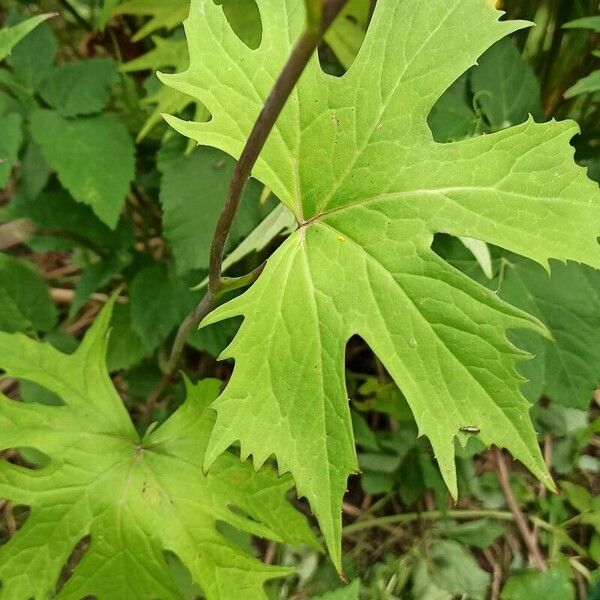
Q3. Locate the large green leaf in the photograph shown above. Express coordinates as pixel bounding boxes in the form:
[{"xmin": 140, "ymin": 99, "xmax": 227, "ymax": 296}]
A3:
[
  {"xmin": 162, "ymin": 0, "xmax": 600, "ymax": 567},
  {"xmin": 0, "ymin": 300, "xmax": 317, "ymax": 599},
  {"xmin": 29, "ymin": 110, "xmax": 135, "ymax": 229}
]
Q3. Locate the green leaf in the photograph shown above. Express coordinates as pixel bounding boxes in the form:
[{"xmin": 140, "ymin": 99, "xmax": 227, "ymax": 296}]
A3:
[
  {"xmin": 40, "ymin": 58, "xmax": 118, "ymax": 117},
  {"xmin": 560, "ymin": 481, "xmax": 592, "ymax": 513},
  {"xmin": 470, "ymin": 38, "xmax": 542, "ymax": 130},
  {"xmin": 429, "ymin": 37, "xmax": 542, "ymax": 141},
  {"xmin": 429, "ymin": 75, "xmax": 483, "ymax": 142},
  {"xmin": 497, "ymin": 258, "xmax": 600, "ymax": 408},
  {"xmin": 29, "ymin": 110, "xmax": 135, "ymax": 229},
  {"xmin": 71, "ymin": 254, "xmax": 132, "ymax": 317},
  {"xmin": 5, "ymin": 15, "xmax": 56, "ymax": 91},
  {"xmin": 0, "ymin": 13, "xmax": 55, "ymax": 63},
  {"xmin": 114, "ymin": 0, "xmax": 189, "ymax": 41},
  {"xmin": 459, "ymin": 236, "xmax": 493, "ymax": 279},
  {"xmin": 99, "ymin": 0, "xmax": 123, "ymax": 27},
  {"xmin": 192, "ymin": 203, "xmax": 295, "ymax": 290},
  {"xmin": 413, "ymin": 540, "xmax": 490, "ymax": 600},
  {"xmin": 129, "ymin": 261, "xmax": 197, "ymax": 349},
  {"xmin": 324, "ymin": 0, "xmax": 370, "ymax": 69},
  {"xmin": 0, "ymin": 112, "xmax": 22, "ymax": 188},
  {"xmin": 158, "ymin": 136, "xmax": 271, "ymax": 274},
  {"xmin": 0, "ymin": 253, "xmax": 57, "ymax": 333},
  {"xmin": 10, "ymin": 189, "xmax": 134, "ymax": 253},
  {"xmin": 563, "ymin": 16, "xmax": 600, "ymax": 33},
  {"xmin": 121, "ymin": 36, "xmax": 207, "ymax": 141},
  {"xmin": 162, "ymin": 0, "xmax": 600, "ymax": 567},
  {"xmin": 0, "ymin": 301, "xmax": 317, "ymax": 598},
  {"xmin": 565, "ymin": 69, "xmax": 600, "ymax": 98},
  {"xmin": 501, "ymin": 567, "xmax": 575, "ymax": 600},
  {"xmin": 440, "ymin": 240, "xmax": 600, "ymax": 408},
  {"xmin": 19, "ymin": 141, "xmax": 49, "ymax": 199},
  {"xmin": 440, "ymin": 519, "xmax": 506, "ymax": 549},
  {"xmin": 313, "ymin": 580, "xmax": 360, "ymax": 600},
  {"xmin": 107, "ymin": 302, "xmax": 154, "ymax": 371}
]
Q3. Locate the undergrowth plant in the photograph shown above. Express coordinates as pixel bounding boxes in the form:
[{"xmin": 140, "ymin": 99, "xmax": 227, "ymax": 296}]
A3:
[{"xmin": 1, "ymin": 0, "xmax": 600, "ymax": 598}]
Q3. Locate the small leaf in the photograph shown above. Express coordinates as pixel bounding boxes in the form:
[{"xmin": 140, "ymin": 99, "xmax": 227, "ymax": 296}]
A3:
[
  {"xmin": 459, "ymin": 237, "xmax": 493, "ymax": 279},
  {"xmin": 107, "ymin": 303, "xmax": 153, "ymax": 371},
  {"xmin": 114, "ymin": 0, "xmax": 189, "ymax": 41},
  {"xmin": 560, "ymin": 481, "xmax": 591, "ymax": 513},
  {"xmin": 498, "ymin": 258, "xmax": 600, "ymax": 408},
  {"xmin": 10, "ymin": 189, "xmax": 134, "ymax": 253},
  {"xmin": 471, "ymin": 38, "xmax": 542, "ymax": 130}
]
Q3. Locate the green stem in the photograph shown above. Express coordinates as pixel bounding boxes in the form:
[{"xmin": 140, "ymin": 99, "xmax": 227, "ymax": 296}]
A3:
[{"xmin": 342, "ymin": 509, "xmax": 588, "ymax": 557}]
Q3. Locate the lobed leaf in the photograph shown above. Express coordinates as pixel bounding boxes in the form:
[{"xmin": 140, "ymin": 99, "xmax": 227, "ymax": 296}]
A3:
[
  {"xmin": 0, "ymin": 300, "xmax": 317, "ymax": 599},
  {"xmin": 162, "ymin": 0, "xmax": 600, "ymax": 567}
]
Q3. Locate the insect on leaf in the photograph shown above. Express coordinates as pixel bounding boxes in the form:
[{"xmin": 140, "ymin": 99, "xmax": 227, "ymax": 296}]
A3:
[{"xmin": 161, "ymin": 0, "xmax": 600, "ymax": 567}]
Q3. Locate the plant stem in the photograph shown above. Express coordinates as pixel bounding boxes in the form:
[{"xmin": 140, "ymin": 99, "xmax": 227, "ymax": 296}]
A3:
[
  {"xmin": 342, "ymin": 508, "xmax": 586, "ymax": 556},
  {"xmin": 207, "ymin": 0, "xmax": 349, "ymax": 295},
  {"xmin": 143, "ymin": 0, "xmax": 348, "ymax": 418},
  {"xmin": 493, "ymin": 447, "xmax": 547, "ymax": 571}
]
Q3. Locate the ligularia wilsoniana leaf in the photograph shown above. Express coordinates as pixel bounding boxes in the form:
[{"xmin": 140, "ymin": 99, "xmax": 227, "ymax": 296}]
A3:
[
  {"xmin": 0, "ymin": 300, "xmax": 317, "ymax": 599},
  {"xmin": 160, "ymin": 0, "xmax": 600, "ymax": 567}
]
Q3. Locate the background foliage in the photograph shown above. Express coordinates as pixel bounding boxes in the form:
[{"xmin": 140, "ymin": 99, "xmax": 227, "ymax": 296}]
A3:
[{"xmin": 0, "ymin": 0, "xmax": 599, "ymax": 598}]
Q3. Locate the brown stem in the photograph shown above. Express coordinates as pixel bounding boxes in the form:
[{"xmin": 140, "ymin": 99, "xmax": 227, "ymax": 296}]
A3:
[
  {"xmin": 482, "ymin": 548, "xmax": 502, "ymax": 600},
  {"xmin": 142, "ymin": 1, "xmax": 348, "ymax": 421},
  {"xmin": 493, "ymin": 447, "xmax": 546, "ymax": 572},
  {"xmin": 207, "ymin": 0, "xmax": 349, "ymax": 295}
]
